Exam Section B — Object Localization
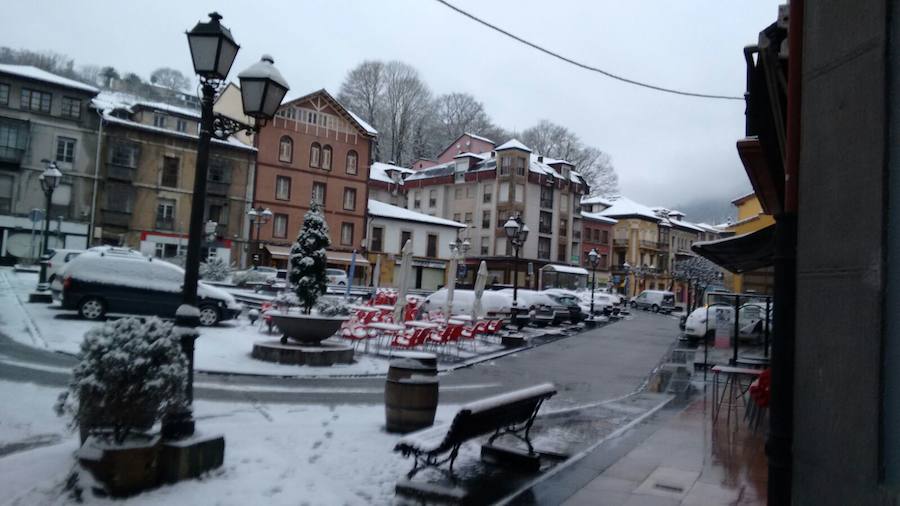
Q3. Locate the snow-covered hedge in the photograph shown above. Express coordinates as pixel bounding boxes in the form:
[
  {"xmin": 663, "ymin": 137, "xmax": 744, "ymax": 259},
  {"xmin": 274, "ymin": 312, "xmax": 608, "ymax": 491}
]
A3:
[
  {"xmin": 200, "ymin": 256, "xmax": 231, "ymax": 281},
  {"xmin": 232, "ymin": 269, "xmax": 269, "ymax": 286},
  {"xmin": 55, "ymin": 317, "xmax": 188, "ymax": 443}
]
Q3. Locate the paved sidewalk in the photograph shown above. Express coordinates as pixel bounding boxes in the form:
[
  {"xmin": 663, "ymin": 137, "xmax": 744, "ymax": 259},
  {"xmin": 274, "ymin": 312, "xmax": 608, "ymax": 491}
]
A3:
[{"xmin": 514, "ymin": 385, "xmax": 767, "ymax": 505}]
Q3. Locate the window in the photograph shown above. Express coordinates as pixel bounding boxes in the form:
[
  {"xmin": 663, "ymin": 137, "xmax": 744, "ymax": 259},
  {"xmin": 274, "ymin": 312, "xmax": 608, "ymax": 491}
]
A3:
[
  {"xmin": 61, "ymin": 97, "xmax": 81, "ymax": 119},
  {"xmin": 453, "ymin": 213, "xmax": 461, "ymax": 222},
  {"xmin": 0, "ymin": 83, "xmax": 8, "ymax": 105},
  {"xmin": 156, "ymin": 199, "xmax": 175, "ymax": 230},
  {"xmin": 515, "ymin": 184, "xmax": 525, "ymax": 203},
  {"xmin": 482, "ymin": 210, "xmax": 491, "ymax": 229},
  {"xmin": 279, "ymin": 136, "xmax": 293, "ymax": 162},
  {"xmin": 312, "ymin": 182, "xmax": 326, "ymax": 207},
  {"xmin": 428, "ymin": 189, "xmax": 437, "ymax": 207},
  {"xmin": 153, "ymin": 113, "xmax": 167, "ymax": 128},
  {"xmin": 515, "ymin": 157, "xmax": 526, "ymax": 176},
  {"xmin": 321, "ymin": 145, "xmax": 332, "ymax": 170},
  {"xmin": 340, "ymin": 222, "xmax": 354, "ymax": 246},
  {"xmin": 306, "ymin": 111, "xmax": 318, "ymax": 125},
  {"xmin": 346, "ymin": 150, "xmax": 358, "ymax": 175},
  {"xmin": 371, "ymin": 227, "xmax": 384, "ymax": 252},
  {"xmin": 207, "ymin": 203, "xmax": 227, "ymax": 225},
  {"xmin": 20, "ymin": 88, "xmax": 51, "ymax": 113},
  {"xmin": 0, "ymin": 174, "xmax": 12, "ymax": 214},
  {"xmin": 275, "ymin": 176, "xmax": 291, "ymax": 200},
  {"xmin": 208, "ymin": 158, "xmax": 231, "ymax": 183},
  {"xmin": 464, "ymin": 212, "xmax": 473, "ymax": 225},
  {"xmin": 455, "ymin": 188, "xmax": 463, "ymax": 199},
  {"xmin": 426, "ymin": 234, "xmax": 438, "ymax": 257},
  {"xmin": 500, "ymin": 156, "xmax": 511, "ymax": 176},
  {"xmin": 55, "ymin": 137, "xmax": 76, "ymax": 163},
  {"xmin": 110, "ymin": 142, "xmax": 139, "ymax": 167},
  {"xmin": 400, "ymin": 230, "xmax": 412, "ymax": 250},
  {"xmin": 560, "ymin": 219, "xmax": 568, "ymax": 236},
  {"xmin": 161, "ymin": 156, "xmax": 179, "ymax": 187},
  {"xmin": 600, "ymin": 253, "xmax": 608, "ymax": 269},
  {"xmin": 343, "ymin": 187, "xmax": 357, "ymax": 211},
  {"xmin": 483, "ymin": 191, "xmax": 492, "ymax": 204},
  {"xmin": 540, "ymin": 186, "xmax": 554, "ymax": 209},
  {"xmin": 539, "ymin": 211, "xmax": 552, "ymax": 234},
  {"xmin": 413, "ymin": 191, "xmax": 421, "ymax": 209},
  {"xmin": 176, "ymin": 119, "xmax": 187, "ymax": 133},
  {"xmin": 499, "ymin": 183, "xmax": 510, "ymax": 201},
  {"xmin": 558, "ymin": 243, "xmax": 567, "ymax": 262},
  {"xmin": 105, "ymin": 182, "xmax": 135, "ymax": 213},
  {"xmin": 309, "ymin": 142, "xmax": 321, "ymax": 168},
  {"xmin": 561, "ymin": 194, "xmax": 569, "ymax": 211},
  {"xmin": 466, "ymin": 187, "xmax": 474, "ymax": 198},
  {"xmin": 480, "ymin": 237, "xmax": 489, "ymax": 255},
  {"xmin": 538, "ymin": 237, "xmax": 551, "ymax": 260},
  {"xmin": 273, "ymin": 214, "xmax": 288, "ymax": 238},
  {"xmin": 601, "ymin": 230, "xmax": 609, "ymax": 244}
]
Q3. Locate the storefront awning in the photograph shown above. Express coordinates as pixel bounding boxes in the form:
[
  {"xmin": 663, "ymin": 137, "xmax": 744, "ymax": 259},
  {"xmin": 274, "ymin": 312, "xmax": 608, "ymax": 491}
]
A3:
[
  {"xmin": 691, "ymin": 224, "xmax": 775, "ymax": 274},
  {"xmin": 265, "ymin": 245, "xmax": 291, "ymax": 259},
  {"xmin": 326, "ymin": 251, "xmax": 370, "ymax": 266},
  {"xmin": 540, "ymin": 264, "xmax": 589, "ymax": 275}
]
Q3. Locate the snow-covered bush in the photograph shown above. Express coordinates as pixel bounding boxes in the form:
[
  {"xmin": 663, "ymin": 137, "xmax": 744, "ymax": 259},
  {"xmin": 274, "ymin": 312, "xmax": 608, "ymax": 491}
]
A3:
[
  {"xmin": 55, "ymin": 317, "xmax": 188, "ymax": 443},
  {"xmin": 316, "ymin": 296, "xmax": 351, "ymax": 317},
  {"xmin": 232, "ymin": 268, "xmax": 269, "ymax": 286},
  {"xmin": 273, "ymin": 291, "xmax": 300, "ymax": 309},
  {"xmin": 200, "ymin": 256, "xmax": 231, "ymax": 281},
  {"xmin": 289, "ymin": 203, "xmax": 331, "ymax": 313}
]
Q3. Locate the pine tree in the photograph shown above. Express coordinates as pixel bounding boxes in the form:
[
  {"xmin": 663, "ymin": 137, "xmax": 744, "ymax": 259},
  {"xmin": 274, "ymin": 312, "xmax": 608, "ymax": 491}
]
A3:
[{"xmin": 289, "ymin": 203, "xmax": 331, "ymax": 313}]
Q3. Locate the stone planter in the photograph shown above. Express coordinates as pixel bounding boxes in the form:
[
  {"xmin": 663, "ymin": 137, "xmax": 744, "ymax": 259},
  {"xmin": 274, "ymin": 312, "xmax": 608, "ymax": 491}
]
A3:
[
  {"xmin": 77, "ymin": 434, "xmax": 161, "ymax": 497},
  {"xmin": 267, "ymin": 310, "xmax": 348, "ymax": 344}
]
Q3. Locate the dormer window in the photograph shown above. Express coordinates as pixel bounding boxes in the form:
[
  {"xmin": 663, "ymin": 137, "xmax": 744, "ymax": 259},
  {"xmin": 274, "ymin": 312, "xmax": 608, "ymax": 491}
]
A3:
[{"xmin": 153, "ymin": 113, "xmax": 166, "ymax": 128}]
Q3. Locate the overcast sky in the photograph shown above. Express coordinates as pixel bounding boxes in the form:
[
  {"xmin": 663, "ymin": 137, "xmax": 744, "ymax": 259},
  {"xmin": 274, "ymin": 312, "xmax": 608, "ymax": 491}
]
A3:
[{"xmin": 2, "ymin": 0, "xmax": 780, "ymax": 210}]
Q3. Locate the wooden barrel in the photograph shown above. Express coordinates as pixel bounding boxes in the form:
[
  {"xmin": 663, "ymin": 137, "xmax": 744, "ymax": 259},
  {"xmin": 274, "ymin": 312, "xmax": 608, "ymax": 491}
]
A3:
[
  {"xmin": 386, "ymin": 357, "xmax": 437, "ymax": 380},
  {"xmin": 385, "ymin": 375, "xmax": 439, "ymax": 433}
]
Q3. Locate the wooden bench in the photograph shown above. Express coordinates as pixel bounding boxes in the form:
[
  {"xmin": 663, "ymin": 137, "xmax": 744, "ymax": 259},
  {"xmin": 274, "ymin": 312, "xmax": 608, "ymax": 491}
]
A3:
[{"xmin": 393, "ymin": 383, "xmax": 557, "ymax": 479}]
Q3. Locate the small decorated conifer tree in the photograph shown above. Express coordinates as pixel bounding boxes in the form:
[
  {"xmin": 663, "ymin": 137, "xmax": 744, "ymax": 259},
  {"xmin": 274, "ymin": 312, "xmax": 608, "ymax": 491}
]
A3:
[{"xmin": 289, "ymin": 203, "xmax": 331, "ymax": 314}]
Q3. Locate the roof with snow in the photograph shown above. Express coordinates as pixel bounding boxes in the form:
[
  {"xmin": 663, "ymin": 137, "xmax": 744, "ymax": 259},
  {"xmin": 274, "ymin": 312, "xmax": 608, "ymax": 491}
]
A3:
[
  {"xmin": 495, "ymin": 139, "xmax": 532, "ymax": 152},
  {"xmin": 581, "ymin": 195, "xmax": 613, "ymax": 207},
  {"xmin": 280, "ymin": 88, "xmax": 377, "ymax": 136},
  {"xmin": 731, "ymin": 191, "xmax": 757, "ymax": 205},
  {"xmin": 368, "ymin": 199, "xmax": 466, "ymax": 228},
  {"xmin": 0, "ymin": 64, "xmax": 99, "ymax": 94},
  {"xmin": 453, "ymin": 152, "xmax": 487, "ymax": 160},
  {"xmin": 369, "ymin": 162, "xmax": 415, "ymax": 184},
  {"xmin": 463, "ymin": 132, "xmax": 494, "ymax": 144},
  {"xmin": 581, "ymin": 211, "xmax": 618, "ymax": 225},
  {"xmin": 598, "ymin": 197, "xmax": 661, "ymax": 221},
  {"xmin": 99, "ymin": 113, "xmax": 256, "ymax": 152},
  {"xmin": 542, "ymin": 157, "xmax": 573, "ymax": 166},
  {"xmin": 131, "ymin": 100, "xmax": 200, "ymax": 119}
]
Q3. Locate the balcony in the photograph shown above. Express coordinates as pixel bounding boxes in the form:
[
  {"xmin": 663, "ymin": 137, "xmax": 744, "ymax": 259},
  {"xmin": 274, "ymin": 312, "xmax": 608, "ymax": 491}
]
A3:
[
  {"xmin": 613, "ymin": 238, "xmax": 629, "ymax": 247},
  {"xmin": 207, "ymin": 181, "xmax": 229, "ymax": 196},
  {"xmin": 107, "ymin": 164, "xmax": 135, "ymax": 181},
  {"xmin": 101, "ymin": 209, "xmax": 132, "ymax": 228},
  {"xmin": 640, "ymin": 239, "xmax": 661, "ymax": 250},
  {"xmin": 0, "ymin": 146, "xmax": 25, "ymax": 165},
  {"xmin": 156, "ymin": 216, "xmax": 175, "ymax": 230},
  {"xmin": 0, "ymin": 117, "xmax": 28, "ymax": 166}
]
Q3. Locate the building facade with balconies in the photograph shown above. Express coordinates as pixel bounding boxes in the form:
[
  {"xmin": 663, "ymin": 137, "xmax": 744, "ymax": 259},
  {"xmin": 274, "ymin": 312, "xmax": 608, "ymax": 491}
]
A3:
[
  {"xmin": 93, "ymin": 93, "xmax": 257, "ymax": 265},
  {"xmin": 580, "ymin": 212, "xmax": 617, "ymax": 286},
  {"xmin": 253, "ymin": 89, "xmax": 376, "ymax": 276},
  {"xmin": 403, "ymin": 138, "xmax": 590, "ymax": 288},
  {"xmin": 0, "ymin": 64, "xmax": 101, "ymax": 263}
]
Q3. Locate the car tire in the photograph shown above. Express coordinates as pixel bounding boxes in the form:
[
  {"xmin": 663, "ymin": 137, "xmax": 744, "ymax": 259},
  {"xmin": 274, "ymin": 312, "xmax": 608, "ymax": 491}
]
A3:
[
  {"xmin": 48, "ymin": 274, "xmax": 56, "ymax": 283},
  {"xmin": 338, "ymin": 281, "xmax": 346, "ymax": 286},
  {"xmin": 652, "ymin": 304, "xmax": 659, "ymax": 313},
  {"xmin": 78, "ymin": 297, "xmax": 106, "ymax": 320},
  {"xmin": 630, "ymin": 301, "xmax": 636, "ymax": 308},
  {"xmin": 198, "ymin": 305, "xmax": 220, "ymax": 327}
]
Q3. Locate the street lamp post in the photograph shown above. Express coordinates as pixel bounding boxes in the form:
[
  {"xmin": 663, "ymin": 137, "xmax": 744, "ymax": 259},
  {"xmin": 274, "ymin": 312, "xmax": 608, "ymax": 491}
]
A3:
[
  {"xmin": 28, "ymin": 161, "xmax": 62, "ymax": 303},
  {"xmin": 247, "ymin": 206, "xmax": 272, "ymax": 266},
  {"xmin": 588, "ymin": 248, "xmax": 600, "ymax": 316},
  {"xmin": 164, "ymin": 12, "xmax": 289, "ymax": 439},
  {"xmin": 503, "ymin": 215, "xmax": 530, "ymax": 319}
]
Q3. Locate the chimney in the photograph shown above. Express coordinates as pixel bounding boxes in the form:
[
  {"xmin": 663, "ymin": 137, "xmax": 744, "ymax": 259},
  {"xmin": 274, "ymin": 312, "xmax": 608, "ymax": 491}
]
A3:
[{"xmin": 538, "ymin": 155, "xmax": 544, "ymax": 163}]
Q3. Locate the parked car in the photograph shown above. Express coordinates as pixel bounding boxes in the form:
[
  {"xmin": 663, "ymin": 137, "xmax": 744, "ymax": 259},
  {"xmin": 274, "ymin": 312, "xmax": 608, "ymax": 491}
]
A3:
[
  {"xmin": 422, "ymin": 288, "xmax": 513, "ymax": 318},
  {"xmin": 44, "ymin": 248, "xmax": 83, "ymax": 283},
  {"xmin": 543, "ymin": 288, "xmax": 606, "ymax": 320},
  {"xmin": 683, "ymin": 302, "xmax": 772, "ymax": 341},
  {"xmin": 326, "ymin": 268, "xmax": 348, "ymax": 286},
  {"xmin": 497, "ymin": 289, "xmax": 566, "ymax": 326},
  {"xmin": 630, "ymin": 290, "xmax": 676, "ymax": 313},
  {"xmin": 54, "ymin": 251, "xmax": 242, "ymax": 326},
  {"xmin": 232, "ymin": 266, "xmax": 278, "ymax": 286},
  {"xmin": 542, "ymin": 292, "xmax": 585, "ymax": 323}
]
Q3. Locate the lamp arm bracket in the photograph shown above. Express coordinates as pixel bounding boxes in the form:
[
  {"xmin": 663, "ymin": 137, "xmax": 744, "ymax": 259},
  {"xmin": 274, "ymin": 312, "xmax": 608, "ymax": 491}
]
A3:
[{"xmin": 211, "ymin": 113, "xmax": 258, "ymax": 140}]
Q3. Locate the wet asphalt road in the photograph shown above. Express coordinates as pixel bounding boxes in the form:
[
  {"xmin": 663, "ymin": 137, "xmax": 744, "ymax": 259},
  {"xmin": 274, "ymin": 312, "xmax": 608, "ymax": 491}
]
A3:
[{"xmin": 0, "ymin": 311, "xmax": 680, "ymax": 406}]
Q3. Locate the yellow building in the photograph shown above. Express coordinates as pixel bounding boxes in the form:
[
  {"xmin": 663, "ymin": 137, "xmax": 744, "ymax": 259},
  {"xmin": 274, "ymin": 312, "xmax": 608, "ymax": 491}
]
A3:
[{"xmin": 727, "ymin": 192, "xmax": 774, "ymax": 294}]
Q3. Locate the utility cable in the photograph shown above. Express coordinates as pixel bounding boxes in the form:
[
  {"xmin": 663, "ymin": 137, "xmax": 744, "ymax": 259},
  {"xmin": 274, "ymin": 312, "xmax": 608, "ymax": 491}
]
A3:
[{"xmin": 433, "ymin": 0, "xmax": 744, "ymax": 101}]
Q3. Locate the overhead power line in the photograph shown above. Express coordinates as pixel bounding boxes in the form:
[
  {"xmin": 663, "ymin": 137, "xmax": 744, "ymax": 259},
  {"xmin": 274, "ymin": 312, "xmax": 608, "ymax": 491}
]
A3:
[{"xmin": 433, "ymin": 0, "xmax": 744, "ymax": 101}]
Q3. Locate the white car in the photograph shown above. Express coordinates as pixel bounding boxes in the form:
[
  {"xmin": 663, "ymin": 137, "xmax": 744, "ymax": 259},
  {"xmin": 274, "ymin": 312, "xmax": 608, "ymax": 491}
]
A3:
[
  {"xmin": 684, "ymin": 302, "xmax": 772, "ymax": 340},
  {"xmin": 326, "ymin": 268, "xmax": 348, "ymax": 286},
  {"xmin": 44, "ymin": 248, "xmax": 83, "ymax": 283},
  {"xmin": 422, "ymin": 289, "xmax": 512, "ymax": 318}
]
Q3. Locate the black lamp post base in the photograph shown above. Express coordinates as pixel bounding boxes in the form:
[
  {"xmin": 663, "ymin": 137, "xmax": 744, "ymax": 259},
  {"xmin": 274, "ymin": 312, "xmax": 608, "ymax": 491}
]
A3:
[{"xmin": 28, "ymin": 291, "xmax": 53, "ymax": 303}]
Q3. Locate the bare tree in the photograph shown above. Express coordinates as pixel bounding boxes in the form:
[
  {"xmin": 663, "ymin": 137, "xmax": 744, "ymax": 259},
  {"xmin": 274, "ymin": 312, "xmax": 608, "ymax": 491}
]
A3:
[
  {"xmin": 672, "ymin": 256, "xmax": 723, "ymax": 312},
  {"xmin": 381, "ymin": 61, "xmax": 431, "ymax": 166},
  {"xmin": 77, "ymin": 64, "xmax": 104, "ymax": 87},
  {"xmin": 522, "ymin": 119, "xmax": 619, "ymax": 196},
  {"xmin": 150, "ymin": 67, "xmax": 191, "ymax": 91},
  {"xmin": 433, "ymin": 92, "xmax": 495, "ymax": 145}
]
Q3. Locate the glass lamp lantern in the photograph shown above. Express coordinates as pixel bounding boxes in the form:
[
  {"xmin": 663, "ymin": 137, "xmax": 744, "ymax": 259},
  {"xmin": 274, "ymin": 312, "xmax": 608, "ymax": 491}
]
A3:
[
  {"xmin": 237, "ymin": 55, "xmax": 290, "ymax": 121},
  {"xmin": 186, "ymin": 12, "xmax": 239, "ymax": 81}
]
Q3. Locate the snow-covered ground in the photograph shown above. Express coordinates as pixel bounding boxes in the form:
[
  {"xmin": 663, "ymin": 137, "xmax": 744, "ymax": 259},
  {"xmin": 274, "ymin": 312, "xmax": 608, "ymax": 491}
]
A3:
[{"xmin": 0, "ymin": 380, "xmax": 464, "ymax": 505}]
